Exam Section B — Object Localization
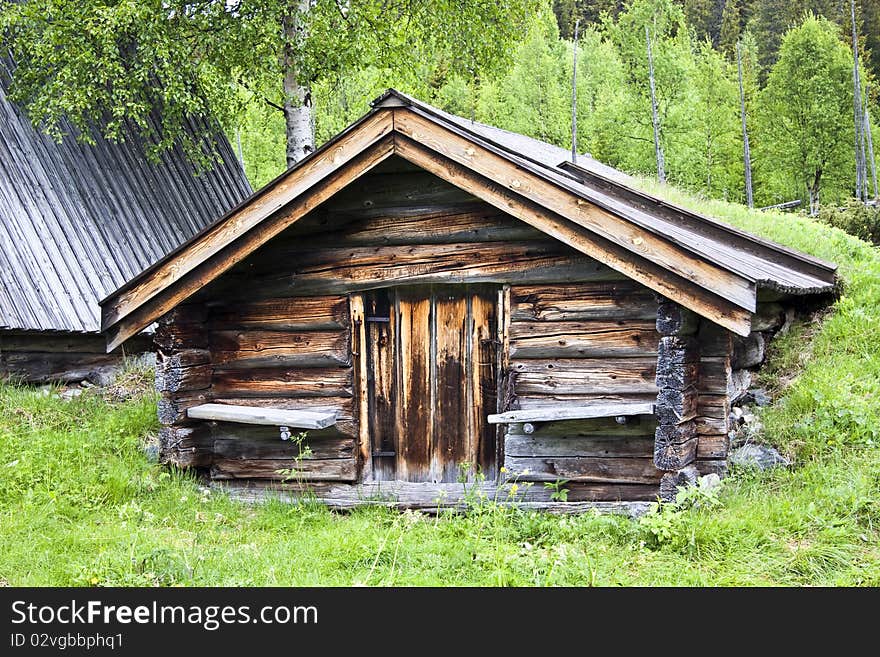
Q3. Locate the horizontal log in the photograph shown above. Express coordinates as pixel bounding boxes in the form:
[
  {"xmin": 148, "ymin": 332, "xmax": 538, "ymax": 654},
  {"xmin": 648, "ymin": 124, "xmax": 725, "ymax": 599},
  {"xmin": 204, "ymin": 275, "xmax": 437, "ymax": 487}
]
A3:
[
  {"xmin": 656, "ymin": 301, "xmax": 699, "ymax": 336},
  {"xmin": 489, "ymin": 401, "xmax": 655, "ymax": 424},
  {"xmin": 699, "ymin": 357, "xmax": 732, "ymax": 395},
  {"xmin": 211, "ymin": 457, "xmax": 356, "ymax": 481},
  {"xmin": 157, "ymin": 391, "xmax": 210, "ymax": 426},
  {"xmin": 504, "ymin": 456, "xmax": 662, "ymax": 484},
  {"xmin": 155, "ymin": 363, "xmax": 211, "ymax": 394},
  {"xmin": 695, "ymin": 459, "xmax": 728, "ymax": 477},
  {"xmin": 207, "ymin": 296, "xmax": 349, "ymax": 331},
  {"xmin": 695, "ymin": 415, "xmax": 728, "ymax": 436},
  {"xmin": 697, "ymin": 322, "xmax": 732, "ymax": 358},
  {"xmin": 159, "ymin": 425, "xmax": 213, "ymax": 468},
  {"xmin": 221, "ymin": 479, "xmax": 660, "ymax": 505},
  {"xmin": 696, "ymin": 434, "xmax": 729, "ymax": 460},
  {"xmin": 210, "ymin": 329, "xmax": 350, "ymax": 368},
  {"xmin": 512, "ymin": 358, "xmax": 658, "ymax": 396},
  {"xmin": 0, "ymin": 331, "xmax": 151, "ymax": 354},
  {"xmin": 158, "ymin": 304, "xmax": 208, "ymax": 325},
  {"xmin": 509, "ymin": 320, "xmax": 658, "ymax": 358},
  {"xmin": 510, "ymin": 281, "xmax": 651, "ymax": 322},
  {"xmin": 0, "ymin": 351, "xmax": 124, "ymax": 384},
  {"xmin": 322, "ymin": 170, "xmax": 475, "ymax": 212},
  {"xmin": 515, "ymin": 392, "xmax": 659, "ymax": 410},
  {"xmin": 156, "ymin": 348, "xmax": 211, "ymax": 369},
  {"xmin": 210, "ymin": 395, "xmax": 354, "ymax": 420},
  {"xmin": 213, "ymin": 433, "xmax": 355, "ymax": 460},
  {"xmin": 505, "ymin": 415, "xmax": 656, "ymax": 438},
  {"xmin": 217, "ymin": 240, "xmax": 619, "ymax": 298},
  {"xmin": 211, "ymin": 367, "xmax": 353, "ymax": 398},
  {"xmin": 153, "ymin": 322, "xmax": 206, "ymax": 351},
  {"xmin": 188, "ymin": 403, "xmax": 337, "ymax": 429},
  {"xmin": 505, "ymin": 434, "xmax": 653, "ymax": 458},
  {"xmin": 304, "ymin": 203, "xmax": 546, "ymax": 246},
  {"xmin": 655, "ymin": 387, "xmax": 699, "ymax": 425},
  {"xmin": 697, "ymin": 394, "xmax": 730, "ymax": 419}
]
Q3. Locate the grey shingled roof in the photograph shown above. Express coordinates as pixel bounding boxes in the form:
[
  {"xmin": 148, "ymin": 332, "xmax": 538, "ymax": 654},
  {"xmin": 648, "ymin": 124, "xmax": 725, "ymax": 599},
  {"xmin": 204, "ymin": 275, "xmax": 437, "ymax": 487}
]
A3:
[
  {"xmin": 374, "ymin": 89, "xmax": 835, "ymax": 296},
  {"xmin": 0, "ymin": 67, "xmax": 252, "ymax": 333}
]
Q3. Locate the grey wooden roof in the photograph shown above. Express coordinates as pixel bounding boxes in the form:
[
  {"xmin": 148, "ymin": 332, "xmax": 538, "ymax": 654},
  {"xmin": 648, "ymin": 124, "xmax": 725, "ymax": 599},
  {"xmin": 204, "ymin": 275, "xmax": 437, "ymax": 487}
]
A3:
[
  {"xmin": 0, "ymin": 69, "xmax": 252, "ymax": 334},
  {"xmin": 375, "ymin": 90, "xmax": 836, "ymax": 296}
]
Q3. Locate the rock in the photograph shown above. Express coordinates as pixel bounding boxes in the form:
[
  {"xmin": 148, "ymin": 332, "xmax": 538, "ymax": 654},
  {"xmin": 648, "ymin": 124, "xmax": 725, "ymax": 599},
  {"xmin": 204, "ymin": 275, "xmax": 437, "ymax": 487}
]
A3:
[
  {"xmin": 732, "ymin": 332, "xmax": 766, "ymax": 369},
  {"xmin": 698, "ymin": 473, "xmax": 722, "ymax": 493},
  {"xmin": 729, "ymin": 444, "xmax": 790, "ymax": 470},
  {"xmin": 728, "ymin": 369, "xmax": 752, "ymax": 405},
  {"xmin": 750, "ymin": 388, "xmax": 772, "ymax": 407},
  {"xmin": 742, "ymin": 412, "xmax": 757, "ymax": 424},
  {"xmin": 752, "ymin": 303, "xmax": 785, "ymax": 332},
  {"xmin": 60, "ymin": 387, "xmax": 83, "ymax": 401}
]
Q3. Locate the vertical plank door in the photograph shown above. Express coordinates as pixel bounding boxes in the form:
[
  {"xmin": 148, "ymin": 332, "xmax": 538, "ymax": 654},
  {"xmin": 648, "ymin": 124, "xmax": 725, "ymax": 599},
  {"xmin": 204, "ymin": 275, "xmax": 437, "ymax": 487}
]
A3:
[{"xmin": 364, "ymin": 285, "xmax": 498, "ymax": 482}]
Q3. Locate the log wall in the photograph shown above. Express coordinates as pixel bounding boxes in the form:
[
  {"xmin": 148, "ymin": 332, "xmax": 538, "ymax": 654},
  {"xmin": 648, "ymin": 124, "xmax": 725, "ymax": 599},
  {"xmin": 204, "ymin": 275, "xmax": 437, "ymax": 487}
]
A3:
[
  {"xmin": 502, "ymin": 280, "xmax": 662, "ymax": 499},
  {"xmin": 154, "ymin": 163, "xmax": 750, "ymax": 503},
  {"xmin": 0, "ymin": 331, "xmax": 152, "ymax": 384}
]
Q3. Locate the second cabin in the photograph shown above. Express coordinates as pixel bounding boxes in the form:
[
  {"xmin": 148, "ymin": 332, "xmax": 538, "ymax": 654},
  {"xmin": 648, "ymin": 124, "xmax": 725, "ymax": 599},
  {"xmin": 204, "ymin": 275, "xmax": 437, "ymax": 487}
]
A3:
[{"xmin": 100, "ymin": 90, "xmax": 837, "ymax": 509}]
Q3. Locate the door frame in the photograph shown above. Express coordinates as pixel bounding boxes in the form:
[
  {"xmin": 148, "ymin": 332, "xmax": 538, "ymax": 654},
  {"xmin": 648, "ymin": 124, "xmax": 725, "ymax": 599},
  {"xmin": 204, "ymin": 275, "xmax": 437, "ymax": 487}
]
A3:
[{"xmin": 350, "ymin": 284, "xmax": 510, "ymax": 483}]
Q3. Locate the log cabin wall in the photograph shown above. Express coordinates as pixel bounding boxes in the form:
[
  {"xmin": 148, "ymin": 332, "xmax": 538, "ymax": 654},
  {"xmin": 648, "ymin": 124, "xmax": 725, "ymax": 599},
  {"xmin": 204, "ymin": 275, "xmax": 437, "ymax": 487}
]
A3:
[
  {"xmin": 502, "ymin": 282, "xmax": 662, "ymax": 501},
  {"xmin": 155, "ymin": 160, "xmax": 754, "ymax": 502}
]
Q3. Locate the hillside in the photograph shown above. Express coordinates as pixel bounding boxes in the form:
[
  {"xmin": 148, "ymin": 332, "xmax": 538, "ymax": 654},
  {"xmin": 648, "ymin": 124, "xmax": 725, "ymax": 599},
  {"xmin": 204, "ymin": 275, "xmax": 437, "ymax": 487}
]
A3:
[{"xmin": 0, "ymin": 190, "xmax": 877, "ymax": 586}]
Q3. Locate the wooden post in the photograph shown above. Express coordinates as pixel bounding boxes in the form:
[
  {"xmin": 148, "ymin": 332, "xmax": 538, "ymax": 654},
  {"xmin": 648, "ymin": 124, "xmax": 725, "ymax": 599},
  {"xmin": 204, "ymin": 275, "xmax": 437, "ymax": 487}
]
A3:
[
  {"xmin": 654, "ymin": 297, "xmax": 699, "ymax": 501},
  {"xmin": 349, "ymin": 293, "xmax": 373, "ymax": 482},
  {"xmin": 737, "ymin": 41, "xmax": 754, "ymax": 208},
  {"xmin": 646, "ymin": 25, "xmax": 666, "ymax": 184},
  {"xmin": 154, "ymin": 304, "xmax": 214, "ymax": 468}
]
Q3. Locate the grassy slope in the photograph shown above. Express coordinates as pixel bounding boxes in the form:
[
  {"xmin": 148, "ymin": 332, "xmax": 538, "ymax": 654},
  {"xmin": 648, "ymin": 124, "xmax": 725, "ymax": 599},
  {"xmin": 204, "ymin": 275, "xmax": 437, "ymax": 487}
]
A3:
[{"xmin": 1, "ymin": 191, "xmax": 878, "ymax": 586}]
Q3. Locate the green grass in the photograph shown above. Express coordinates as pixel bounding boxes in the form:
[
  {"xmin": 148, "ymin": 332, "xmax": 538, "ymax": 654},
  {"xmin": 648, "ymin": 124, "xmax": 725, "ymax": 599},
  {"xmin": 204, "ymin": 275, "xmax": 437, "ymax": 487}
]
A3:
[{"xmin": 2, "ymin": 191, "xmax": 879, "ymax": 586}]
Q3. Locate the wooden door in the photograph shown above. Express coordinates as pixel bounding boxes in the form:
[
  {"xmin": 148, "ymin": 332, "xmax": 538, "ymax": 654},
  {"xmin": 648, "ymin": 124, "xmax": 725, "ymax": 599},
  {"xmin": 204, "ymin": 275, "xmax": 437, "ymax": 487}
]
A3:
[{"xmin": 364, "ymin": 285, "xmax": 498, "ymax": 482}]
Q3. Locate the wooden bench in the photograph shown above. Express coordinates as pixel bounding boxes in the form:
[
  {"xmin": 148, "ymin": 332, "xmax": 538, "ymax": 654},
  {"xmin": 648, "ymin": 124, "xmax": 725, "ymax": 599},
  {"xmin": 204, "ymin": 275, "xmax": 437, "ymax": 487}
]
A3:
[
  {"xmin": 488, "ymin": 402, "xmax": 655, "ymax": 434},
  {"xmin": 187, "ymin": 403, "xmax": 337, "ymax": 430}
]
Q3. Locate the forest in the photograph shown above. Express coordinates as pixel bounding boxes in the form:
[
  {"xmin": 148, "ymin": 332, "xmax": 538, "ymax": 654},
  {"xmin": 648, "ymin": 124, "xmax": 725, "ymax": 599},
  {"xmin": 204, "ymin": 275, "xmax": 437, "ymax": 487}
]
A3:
[{"xmin": 227, "ymin": 0, "xmax": 880, "ymax": 219}]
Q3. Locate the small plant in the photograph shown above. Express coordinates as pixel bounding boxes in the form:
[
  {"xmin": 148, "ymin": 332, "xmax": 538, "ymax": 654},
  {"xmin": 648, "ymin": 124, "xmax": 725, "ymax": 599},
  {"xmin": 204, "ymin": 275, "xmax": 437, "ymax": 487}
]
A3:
[
  {"xmin": 276, "ymin": 431, "xmax": 313, "ymax": 484},
  {"xmin": 543, "ymin": 479, "xmax": 570, "ymax": 502},
  {"xmin": 638, "ymin": 475, "xmax": 724, "ymax": 548}
]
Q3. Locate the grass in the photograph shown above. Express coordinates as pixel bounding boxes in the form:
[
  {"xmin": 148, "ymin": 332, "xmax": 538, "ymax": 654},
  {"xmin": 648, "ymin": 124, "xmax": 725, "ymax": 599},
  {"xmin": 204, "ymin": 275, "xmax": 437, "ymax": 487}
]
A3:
[{"xmin": 1, "ymin": 190, "xmax": 879, "ymax": 586}]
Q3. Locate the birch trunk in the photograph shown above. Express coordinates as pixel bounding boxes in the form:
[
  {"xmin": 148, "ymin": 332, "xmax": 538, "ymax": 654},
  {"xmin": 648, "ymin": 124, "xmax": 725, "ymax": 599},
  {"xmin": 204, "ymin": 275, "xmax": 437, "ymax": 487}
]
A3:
[
  {"xmin": 646, "ymin": 26, "xmax": 665, "ymax": 184},
  {"xmin": 737, "ymin": 41, "xmax": 754, "ymax": 208},
  {"xmin": 865, "ymin": 89, "xmax": 878, "ymax": 200},
  {"xmin": 851, "ymin": 0, "xmax": 867, "ymax": 201},
  {"xmin": 282, "ymin": 2, "xmax": 314, "ymax": 168}
]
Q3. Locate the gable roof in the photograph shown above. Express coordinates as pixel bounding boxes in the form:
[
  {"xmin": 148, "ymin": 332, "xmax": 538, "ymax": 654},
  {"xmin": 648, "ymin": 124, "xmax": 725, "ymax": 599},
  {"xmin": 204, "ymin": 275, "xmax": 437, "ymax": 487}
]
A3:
[
  {"xmin": 0, "ymin": 63, "xmax": 252, "ymax": 335},
  {"xmin": 99, "ymin": 88, "xmax": 836, "ymax": 351}
]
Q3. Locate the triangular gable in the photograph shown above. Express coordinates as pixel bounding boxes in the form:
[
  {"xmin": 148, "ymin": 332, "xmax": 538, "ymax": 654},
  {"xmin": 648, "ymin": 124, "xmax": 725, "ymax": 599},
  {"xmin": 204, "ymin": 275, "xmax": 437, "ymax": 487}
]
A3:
[{"xmin": 100, "ymin": 91, "xmax": 836, "ymax": 351}]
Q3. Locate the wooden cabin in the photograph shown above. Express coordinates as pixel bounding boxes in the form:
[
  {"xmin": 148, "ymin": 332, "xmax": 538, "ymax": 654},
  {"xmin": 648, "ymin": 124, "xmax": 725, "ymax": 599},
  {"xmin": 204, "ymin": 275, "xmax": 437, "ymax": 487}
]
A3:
[
  {"xmin": 0, "ymin": 59, "xmax": 251, "ymax": 383},
  {"xmin": 100, "ymin": 90, "xmax": 837, "ymax": 509}
]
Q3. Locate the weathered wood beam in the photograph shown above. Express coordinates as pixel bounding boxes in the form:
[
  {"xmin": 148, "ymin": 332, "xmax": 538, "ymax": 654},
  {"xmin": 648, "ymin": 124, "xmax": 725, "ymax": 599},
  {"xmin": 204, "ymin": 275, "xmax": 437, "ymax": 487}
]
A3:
[
  {"xmin": 392, "ymin": 110, "xmax": 755, "ymax": 335},
  {"xmin": 488, "ymin": 401, "xmax": 655, "ymax": 424},
  {"xmin": 103, "ymin": 134, "xmax": 396, "ymax": 351},
  {"xmin": 187, "ymin": 403, "xmax": 337, "ymax": 429}
]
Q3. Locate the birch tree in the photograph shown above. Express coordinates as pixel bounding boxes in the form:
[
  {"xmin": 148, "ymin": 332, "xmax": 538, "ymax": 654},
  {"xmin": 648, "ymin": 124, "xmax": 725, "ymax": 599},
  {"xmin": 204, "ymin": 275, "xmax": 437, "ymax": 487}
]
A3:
[{"xmin": 0, "ymin": 0, "xmax": 538, "ymax": 168}]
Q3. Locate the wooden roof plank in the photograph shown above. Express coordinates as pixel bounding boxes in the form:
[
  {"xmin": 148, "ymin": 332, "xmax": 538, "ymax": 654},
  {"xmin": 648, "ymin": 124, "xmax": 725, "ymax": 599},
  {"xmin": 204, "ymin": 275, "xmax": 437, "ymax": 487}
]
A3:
[
  {"xmin": 103, "ymin": 135, "xmax": 396, "ymax": 351},
  {"xmin": 394, "ymin": 108, "xmax": 757, "ymax": 313},
  {"xmin": 101, "ymin": 110, "xmax": 394, "ymax": 332}
]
